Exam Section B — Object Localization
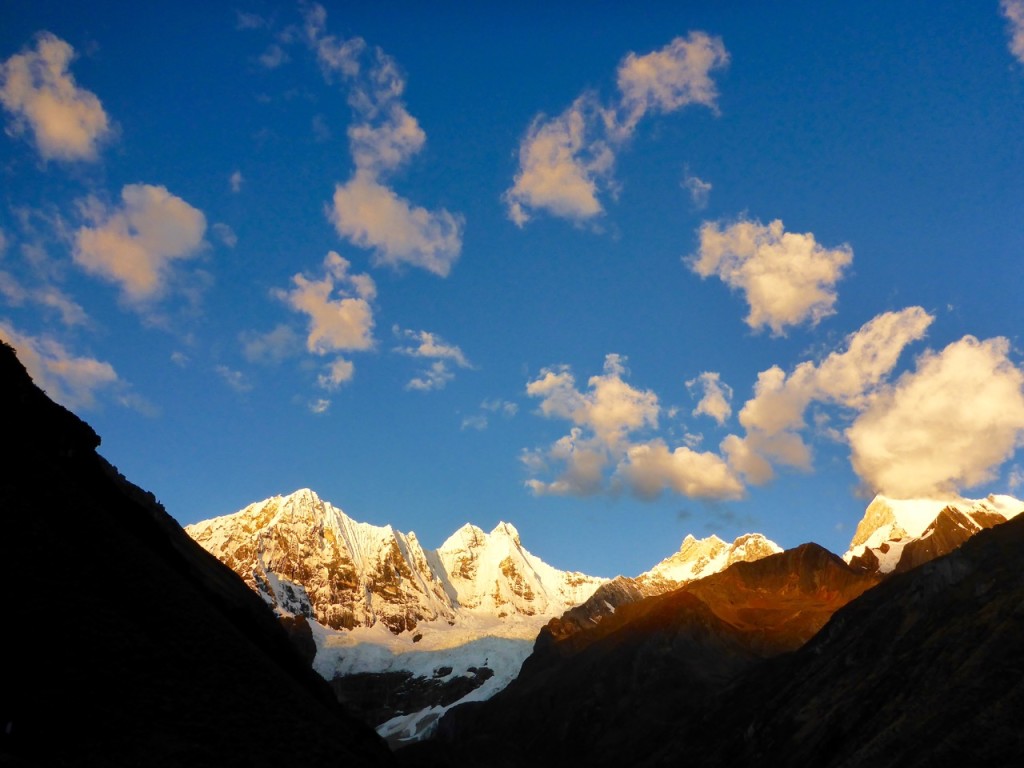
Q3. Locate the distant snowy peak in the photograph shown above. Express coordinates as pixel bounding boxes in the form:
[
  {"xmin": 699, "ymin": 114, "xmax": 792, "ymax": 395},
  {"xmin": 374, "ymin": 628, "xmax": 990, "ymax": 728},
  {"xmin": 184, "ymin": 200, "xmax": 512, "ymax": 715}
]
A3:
[
  {"xmin": 639, "ymin": 532, "xmax": 782, "ymax": 589},
  {"xmin": 185, "ymin": 489, "xmax": 606, "ymax": 634},
  {"xmin": 544, "ymin": 532, "xmax": 782, "ymax": 644},
  {"xmin": 844, "ymin": 494, "xmax": 1024, "ymax": 574}
]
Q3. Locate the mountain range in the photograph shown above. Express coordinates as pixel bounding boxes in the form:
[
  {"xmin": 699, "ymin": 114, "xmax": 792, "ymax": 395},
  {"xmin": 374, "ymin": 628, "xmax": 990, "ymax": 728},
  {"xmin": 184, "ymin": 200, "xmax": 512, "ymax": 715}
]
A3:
[{"xmin": 5, "ymin": 334, "xmax": 1024, "ymax": 767}]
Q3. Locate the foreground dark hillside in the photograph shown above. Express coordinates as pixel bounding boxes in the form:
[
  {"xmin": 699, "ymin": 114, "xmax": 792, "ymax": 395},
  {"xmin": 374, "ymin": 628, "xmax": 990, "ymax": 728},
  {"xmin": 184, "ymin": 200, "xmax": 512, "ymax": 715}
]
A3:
[
  {"xmin": 406, "ymin": 514, "xmax": 1024, "ymax": 767},
  {"xmin": 0, "ymin": 343, "xmax": 394, "ymax": 767},
  {"xmin": 409, "ymin": 545, "xmax": 879, "ymax": 767},
  {"xmin": 671, "ymin": 511, "xmax": 1024, "ymax": 767}
]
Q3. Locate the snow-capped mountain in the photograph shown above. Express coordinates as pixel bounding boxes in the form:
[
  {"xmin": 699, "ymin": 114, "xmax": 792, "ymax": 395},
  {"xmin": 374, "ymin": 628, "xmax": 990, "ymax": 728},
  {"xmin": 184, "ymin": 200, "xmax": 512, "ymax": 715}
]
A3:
[
  {"xmin": 843, "ymin": 493, "xmax": 1024, "ymax": 573},
  {"xmin": 185, "ymin": 488, "xmax": 605, "ymax": 633},
  {"xmin": 185, "ymin": 488, "xmax": 609, "ymax": 746}
]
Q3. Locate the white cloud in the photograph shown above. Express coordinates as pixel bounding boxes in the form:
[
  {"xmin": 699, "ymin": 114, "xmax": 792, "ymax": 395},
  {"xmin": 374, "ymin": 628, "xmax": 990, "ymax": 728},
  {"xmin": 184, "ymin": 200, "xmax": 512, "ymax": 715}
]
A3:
[
  {"xmin": 847, "ymin": 335, "xmax": 1024, "ymax": 497},
  {"xmin": 504, "ymin": 97, "xmax": 613, "ymax": 226},
  {"xmin": 309, "ymin": 398, "xmax": 331, "ymax": 414},
  {"xmin": 616, "ymin": 439, "xmax": 743, "ymax": 500},
  {"xmin": 0, "ymin": 32, "xmax": 112, "ymax": 161},
  {"xmin": 682, "ymin": 170, "xmax": 712, "ymax": 209},
  {"xmin": 688, "ymin": 217, "xmax": 853, "ymax": 335},
  {"xmin": 394, "ymin": 327, "xmax": 471, "ymax": 392},
  {"xmin": 394, "ymin": 327, "xmax": 470, "ymax": 367},
  {"xmin": 317, "ymin": 357, "xmax": 354, "ymax": 390},
  {"xmin": 506, "ymin": 34, "xmax": 727, "ymax": 225},
  {"xmin": 73, "ymin": 184, "xmax": 206, "ymax": 303},
  {"xmin": 613, "ymin": 32, "xmax": 729, "ymax": 136},
  {"xmin": 688, "ymin": 371, "xmax": 732, "ymax": 424},
  {"xmin": 229, "ymin": 171, "xmax": 243, "ymax": 193},
  {"xmin": 1009, "ymin": 465, "xmax": 1024, "ymax": 492},
  {"xmin": 275, "ymin": 251, "xmax": 375, "ymax": 356},
  {"xmin": 1002, "ymin": 1, "xmax": 1024, "ymax": 64},
  {"xmin": 0, "ymin": 321, "xmax": 118, "ymax": 409},
  {"xmin": 0, "ymin": 271, "xmax": 88, "ymax": 327},
  {"xmin": 241, "ymin": 324, "xmax": 302, "ymax": 364},
  {"xmin": 305, "ymin": 5, "xmax": 463, "ymax": 276},
  {"xmin": 483, "ymin": 398, "xmax": 518, "ymax": 418},
  {"xmin": 331, "ymin": 172, "xmax": 463, "ymax": 277},
  {"xmin": 407, "ymin": 360, "xmax": 455, "ymax": 391},
  {"xmin": 215, "ymin": 365, "xmax": 252, "ymax": 393},
  {"xmin": 725, "ymin": 307, "xmax": 933, "ymax": 483},
  {"xmin": 170, "ymin": 351, "xmax": 189, "ymax": 368},
  {"xmin": 461, "ymin": 414, "xmax": 488, "ymax": 431},
  {"xmin": 524, "ymin": 354, "xmax": 741, "ymax": 499}
]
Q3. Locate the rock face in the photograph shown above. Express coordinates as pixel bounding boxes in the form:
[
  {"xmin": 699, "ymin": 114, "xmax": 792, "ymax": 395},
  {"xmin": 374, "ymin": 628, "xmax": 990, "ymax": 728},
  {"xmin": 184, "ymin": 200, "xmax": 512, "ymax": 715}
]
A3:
[
  {"xmin": 843, "ymin": 494, "xmax": 1023, "ymax": 573},
  {"xmin": 0, "ymin": 341, "xmax": 395, "ymax": 767},
  {"xmin": 542, "ymin": 532, "xmax": 781, "ymax": 643},
  {"xmin": 186, "ymin": 491, "xmax": 607, "ymax": 633}
]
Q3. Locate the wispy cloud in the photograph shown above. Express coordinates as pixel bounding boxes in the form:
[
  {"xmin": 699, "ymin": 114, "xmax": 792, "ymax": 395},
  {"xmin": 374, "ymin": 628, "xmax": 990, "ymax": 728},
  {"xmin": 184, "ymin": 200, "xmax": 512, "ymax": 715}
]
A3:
[
  {"xmin": 505, "ymin": 33, "xmax": 728, "ymax": 226},
  {"xmin": 0, "ymin": 321, "xmax": 118, "ymax": 409},
  {"xmin": 304, "ymin": 4, "xmax": 464, "ymax": 276},
  {"xmin": 215, "ymin": 364, "xmax": 252, "ymax": 393},
  {"xmin": 395, "ymin": 326, "xmax": 471, "ymax": 391},
  {"xmin": 0, "ymin": 32, "xmax": 113, "ymax": 161}
]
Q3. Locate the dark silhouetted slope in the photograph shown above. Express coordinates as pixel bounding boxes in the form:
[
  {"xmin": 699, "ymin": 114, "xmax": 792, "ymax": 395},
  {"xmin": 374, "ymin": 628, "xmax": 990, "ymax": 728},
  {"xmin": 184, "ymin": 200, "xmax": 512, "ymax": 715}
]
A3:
[
  {"xmin": 0, "ymin": 342, "xmax": 394, "ymax": 767},
  {"xmin": 418, "ymin": 544, "xmax": 878, "ymax": 767}
]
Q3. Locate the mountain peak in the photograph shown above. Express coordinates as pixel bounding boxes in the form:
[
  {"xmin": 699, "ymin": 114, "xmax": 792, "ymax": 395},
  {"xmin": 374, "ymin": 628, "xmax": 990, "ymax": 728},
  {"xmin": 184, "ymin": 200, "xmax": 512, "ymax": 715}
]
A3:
[
  {"xmin": 489, "ymin": 521, "xmax": 521, "ymax": 545},
  {"xmin": 844, "ymin": 493, "xmax": 1024, "ymax": 573}
]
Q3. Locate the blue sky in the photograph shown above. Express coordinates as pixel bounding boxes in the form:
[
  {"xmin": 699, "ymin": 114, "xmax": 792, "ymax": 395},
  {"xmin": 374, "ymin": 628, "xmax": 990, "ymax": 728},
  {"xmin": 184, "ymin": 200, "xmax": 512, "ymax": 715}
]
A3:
[{"xmin": 3, "ymin": 1, "xmax": 1024, "ymax": 578}]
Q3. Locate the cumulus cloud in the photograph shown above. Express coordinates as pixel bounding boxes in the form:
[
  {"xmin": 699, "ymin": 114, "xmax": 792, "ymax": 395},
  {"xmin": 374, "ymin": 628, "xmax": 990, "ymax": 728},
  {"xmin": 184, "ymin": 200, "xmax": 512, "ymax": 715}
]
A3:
[
  {"xmin": 0, "ymin": 32, "xmax": 112, "ymax": 161},
  {"xmin": 724, "ymin": 307, "xmax": 933, "ymax": 483},
  {"xmin": 506, "ymin": 33, "xmax": 727, "ymax": 225},
  {"xmin": 504, "ymin": 97, "xmax": 614, "ymax": 226},
  {"xmin": 613, "ymin": 32, "xmax": 729, "ymax": 136},
  {"xmin": 0, "ymin": 321, "xmax": 117, "ymax": 409},
  {"xmin": 309, "ymin": 398, "xmax": 331, "ymax": 414},
  {"xmin": 276, "ymin": 251, "xmax": 374, "ymax": 356},
  {"xmin": 688, "ymin": 371, "xmax": 732, "ymax": 424},
  {"xmin": 524, "ymin": 354, "xmax": 742, "ymax": 499},
  {"xmin": 462, "ymin": 398, "xmax": 518, "ymax": 430},
  {"xmin": 305, "ymin": 4, "xmax": 463, "ymax": 276},
  {"xmin": 331, "ymin": 172, "xmax": 463, "ymax": 276},
  {"xmin": 317, "ymin": 357, "xmax": 354, "ymax": 390},
  {"xmin": 847, "ymin": 335, "xmax": 1024, "ymax": 498},
  {"xmin": 616, "ymin": 439, "xmax": 743, "ymax": 500},
  {"xmin": 688, "ymin": 217, "xmax": 853, "ymax": 335},
  {"xmin": 1002, "ymin": 1, "xmax": 1024, "ymax": 64},
  {"xmin": 73, "ymin": 184, "xmax": 206, "ymax": 303}
]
